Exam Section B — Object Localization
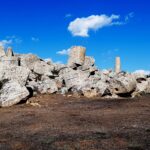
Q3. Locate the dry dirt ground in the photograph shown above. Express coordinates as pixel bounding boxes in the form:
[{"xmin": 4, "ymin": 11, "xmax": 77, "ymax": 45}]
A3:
[{"xmin": 0, "ymin": 94, "xmax": 150, "ymax": 150}]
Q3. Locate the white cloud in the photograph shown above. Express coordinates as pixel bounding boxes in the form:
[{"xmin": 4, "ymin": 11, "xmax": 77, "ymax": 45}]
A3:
[
  {"xmin": 57, "ymin": 48, "xmax": 71, "ymax": 55},
  {"xmin": 0, "ymin": 40, "xmax": 12, "ymax": 47},
  {"xmin": 68, "ymin": 14, "xmax": 121, "ymax": 37},
  {"xmin": 31, "ymin": 37, "xmax": 39, "ymax": 42},
  {"xmin": 134, "ymin": 70, "xmax": 150, "ymax": 75}
]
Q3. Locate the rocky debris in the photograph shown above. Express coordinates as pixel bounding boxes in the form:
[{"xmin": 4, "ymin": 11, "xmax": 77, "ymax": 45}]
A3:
[
  {"xmin": 0, "ymin": 45, "xmax": 150, "ymax": 107},
  {"xmin": 0, "ymin": 80, "xmax": 29, "ymax": 107}
]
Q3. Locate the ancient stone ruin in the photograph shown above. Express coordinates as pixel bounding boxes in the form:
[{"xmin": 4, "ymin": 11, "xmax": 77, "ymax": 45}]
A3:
[
  {"xmin": 0, "ymin": 46, "xmax": 150, "ymax": 107},
  {"xmin": 115, "ymin": 57, "xmax": 121, "ymax": 73}
]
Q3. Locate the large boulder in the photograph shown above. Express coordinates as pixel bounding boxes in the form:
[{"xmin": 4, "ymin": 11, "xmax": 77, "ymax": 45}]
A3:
[
  {"xmin": 27, "ymin": 76, "xmax": 58, "ymax": 94},
  {"xmin": 0, "ymin": 80, "xmax": 29, "ymax": 107},
  {"xmin": 81, "ymin": 77, "xmax": 109, "ymax": 97},
  {"xmin": 145, "ymin": 78, "xmax": 150, "ymax": 94},
  {"xmin": 0, "ymin": 64, "xmax": 30, "ymax": 86},
  {"xmin": 33, "ymin": 61, "xmax": 54, "ymax": 76},
  {"xmin": 59, "ymin": 68, "xmax": 89, "ymax": 90},
  {"xmin": 132, "ymin": 72, "xmax": 147, "ymax": 81},
  {"xmin": 110, "ymin": 73, "xmax": 137, "ymax": 96}
]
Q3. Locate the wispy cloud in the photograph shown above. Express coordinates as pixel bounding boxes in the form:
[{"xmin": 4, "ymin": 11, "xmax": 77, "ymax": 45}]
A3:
[
  {"xmin": 6, "ymin": 35, "xmax": 22, "ymax": 44},
  {"xmin": 68, "ymin": 14, "xmax": 122, "ymax": 37},
  {"xmin": 57, "ymin": 48, "xmax": 71, "ymax": 55},
  {"xmin": 125, "ymin": 12, "xmax": 134, "ymax": 22},
  {"xmin": 31, "ymin": 37, "xmax": 39, "ymax": 42},
  {"xmin": 0, "ymin": 40, "xmax": 12, "ymax": 47},
  {"xmin": 65, "ymin": 13, "xmax": 72, "ymax": 18}
]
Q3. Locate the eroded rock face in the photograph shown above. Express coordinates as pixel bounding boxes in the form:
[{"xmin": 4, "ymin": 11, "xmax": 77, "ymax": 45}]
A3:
[
  {"xmin": 19, "ymin": 54, "xmax": 41, "ymax": 70},
  {"xmin": 110, "ymin": 73, "xmax": 137, "ymax": 96},
  {"xmin": 0, "ymin": 64, "xmax": 30, "ymax": 86},
  {"xmin": 84, "ymin": 56, "xmax": 95, "ymax": 67},
  {"xmin": 59, "ymin": 68, "xmax": 90, "ymax": 90},
  {"xmin": 0, "ymin": 80, "xmax": 29, "ymax": 107},
  {"xmin": 145, "ymin": 78, "xmax": 150, "ymax": 94},
  {"xmin": 33, "ymin": 61, "xmax": 54, "ymax": 76}
]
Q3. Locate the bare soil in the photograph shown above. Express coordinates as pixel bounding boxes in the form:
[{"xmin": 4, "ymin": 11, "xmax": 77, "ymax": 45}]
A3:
[{"xmin": 0, "ymin": 94, "xmax": 150, "ymax": 150}]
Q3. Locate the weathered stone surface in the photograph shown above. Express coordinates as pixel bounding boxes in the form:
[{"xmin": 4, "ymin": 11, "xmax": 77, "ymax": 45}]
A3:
[
  {"xmin": 0, "ymin": 64, "xmax": 30, "ymax": 86},
  {"xmin": 27, "ymin": 76, "xmax": 58, "ymax": 94},
  {"xmin": 59, "ymin": 68, "xmax": 89, "ymax": 90},
  {"xmin": 133, "ymin": 72, "xmax": 147, "ymax": 80},
  {"xmin": 1, "ymin": 56, "xmax": 19, "ymax": 66},
  {"xmin": 53, "ymin": 63, "xmax": 67, "ymax": 72},
  {"xmin": 33, "ymin": 61, "xmax": 54, "ymax": 76},
  {"xmin": 68, "ymin": 46, "xmax": 86, "ymax": 67},
  {"xmin": 136, "ymin": 80, "xmax": 148, "ymax": 93},
  {"xmin": 0, "ymin": 46, "xmax": 6, "ymax": 57},
  {"xmin": 84, "ymin": 56, "xmax": 95, "ymax": 66},
  {"xmin": 145, "ymin": 78, "xmax": 150, "ymax": 93},
  {"xmin": 6, "ymin": 47, "xmax": 14, "ymax": 57},
  {"xmin": 0, "ymin": 80, "xmax": 29, "ymax": 107},
  {"xmin": 19, "ymin": 54, "xmax": 41, "ymax": 70},
  {"xmin": 110, "ymin": 73, "xmax": 136, "ymax": 95}
]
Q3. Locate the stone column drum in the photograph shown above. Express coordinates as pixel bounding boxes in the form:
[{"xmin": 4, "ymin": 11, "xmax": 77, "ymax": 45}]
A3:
[
  {"xmin": 115, "ymin": 57, "xmax": 121, "ymax": 73},
  {"xmin": 68, "ymin": 46, "xmax": 86, "ymax": 67}
]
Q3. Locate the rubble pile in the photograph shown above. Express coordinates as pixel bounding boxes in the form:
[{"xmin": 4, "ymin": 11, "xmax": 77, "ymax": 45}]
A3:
[{"xmin": 0, "ymin": 46, "xmax": 150, "ymax": 107}]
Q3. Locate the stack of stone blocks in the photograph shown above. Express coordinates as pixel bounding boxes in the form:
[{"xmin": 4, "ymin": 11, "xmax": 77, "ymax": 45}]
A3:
[{"xmin": 0, "ymin": 46, "xmax": 19, "ymax": 65}]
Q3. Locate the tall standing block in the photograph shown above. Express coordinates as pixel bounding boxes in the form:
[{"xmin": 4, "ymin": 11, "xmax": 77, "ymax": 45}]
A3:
[
  {"xmin": 68, "ymin": 46, "xmax": 86, "ymax": 67},
  {"xmin": 0, "ymin": 46, "xmax": 6, "ymax": 57},
  {"xmin": 115, "ymin": 57, "xmax": 121, "ymax": 73},
  {"xmin": 6, "ymin": 47, "xmax": 14, "ymax": 57}
]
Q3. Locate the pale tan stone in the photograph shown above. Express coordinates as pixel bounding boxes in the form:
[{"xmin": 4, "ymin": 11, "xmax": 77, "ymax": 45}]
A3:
[
  {"xmin": 0, "ymin": 46, "xmax": 6, "ymax": 57},
  {"xmin": 6, "ymin": 47, "xmax": 14, "ymax": 57},
  {"xmin": 68, "ymin": 46, "xmax": 86, "ymax": 66},
  {"xmin": 115, "ymin": 57, "xmax": 121, "ymax": 73}
]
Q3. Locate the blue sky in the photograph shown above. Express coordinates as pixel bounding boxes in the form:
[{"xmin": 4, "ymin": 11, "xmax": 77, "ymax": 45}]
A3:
[{"xmin": 0, "ymin": 0, "xmax": 150, "ymax": 72}]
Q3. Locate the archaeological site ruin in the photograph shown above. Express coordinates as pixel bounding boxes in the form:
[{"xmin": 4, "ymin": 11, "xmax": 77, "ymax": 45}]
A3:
[{"xmin": 0, "ymin": 45, "xmax": 150, "ymax": 107}]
